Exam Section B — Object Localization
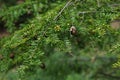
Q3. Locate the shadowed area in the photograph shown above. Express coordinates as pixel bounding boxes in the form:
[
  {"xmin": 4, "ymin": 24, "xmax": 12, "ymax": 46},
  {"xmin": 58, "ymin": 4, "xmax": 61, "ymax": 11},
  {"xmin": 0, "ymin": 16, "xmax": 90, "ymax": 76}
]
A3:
[{"xmin": 0, "ymin": 27, "xmax": 9, "ymax": 38}]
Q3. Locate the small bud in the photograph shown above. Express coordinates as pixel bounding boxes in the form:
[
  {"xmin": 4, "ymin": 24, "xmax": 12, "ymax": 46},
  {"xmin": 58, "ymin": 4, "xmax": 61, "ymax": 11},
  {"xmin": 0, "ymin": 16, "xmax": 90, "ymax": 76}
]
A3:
[
  {"xmin": 10, "ymin": 53, "xmax": 15, "ymax": 59},
  {"xmin": 54, "ymin": 25, "xmax": 61, "ymax": 31},
  {"xmin": 40, "ymin": 62, "xmax": 46, "ymax": 69},
  {"xmin": 70, "ymin": 26, "xmax": 77, "ymax": 35}
]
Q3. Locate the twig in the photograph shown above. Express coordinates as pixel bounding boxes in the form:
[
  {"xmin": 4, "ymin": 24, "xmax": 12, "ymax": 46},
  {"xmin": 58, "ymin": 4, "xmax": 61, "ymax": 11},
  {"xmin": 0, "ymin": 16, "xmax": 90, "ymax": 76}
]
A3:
[
  {"xmin": 78, "ymin": 11, "xmax": 118, "ymax": 15},
  {"xmin": 108, "ymin": 4, "xmax": 120, "ymax": 7},
  {"xmin": 99, "ymin": 72, "xmax": 120, "ymax": 79},
  {"xmin": 54, "ymin": 0, "xmax": 72, "ymax": 20}
]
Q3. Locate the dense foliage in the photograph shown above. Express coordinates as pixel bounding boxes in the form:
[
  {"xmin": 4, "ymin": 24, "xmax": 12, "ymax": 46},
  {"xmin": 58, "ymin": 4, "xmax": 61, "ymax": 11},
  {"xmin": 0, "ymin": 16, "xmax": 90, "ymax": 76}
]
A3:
[{"xmin": 0, "ymin": 0, "xmax": 120, "ymax": 80}]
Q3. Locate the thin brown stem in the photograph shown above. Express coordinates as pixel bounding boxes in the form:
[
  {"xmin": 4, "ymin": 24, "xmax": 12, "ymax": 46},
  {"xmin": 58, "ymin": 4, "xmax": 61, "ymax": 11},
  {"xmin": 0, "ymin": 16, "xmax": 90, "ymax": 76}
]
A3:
[{"xmin": 54, "ymin": 0, "xmax": 72, "ymax": 20}]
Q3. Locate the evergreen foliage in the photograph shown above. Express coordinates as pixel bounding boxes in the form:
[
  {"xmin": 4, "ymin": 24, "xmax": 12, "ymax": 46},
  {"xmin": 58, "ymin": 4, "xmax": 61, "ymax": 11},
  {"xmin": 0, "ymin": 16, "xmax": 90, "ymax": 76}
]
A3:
[{"xmin": 0, "ymin": 0, "xmax": 120, "ymax": 80}]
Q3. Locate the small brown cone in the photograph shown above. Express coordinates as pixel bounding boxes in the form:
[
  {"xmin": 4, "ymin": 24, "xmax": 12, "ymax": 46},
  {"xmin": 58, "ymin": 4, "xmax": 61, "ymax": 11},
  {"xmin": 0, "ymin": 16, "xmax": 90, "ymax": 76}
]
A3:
[{"xmin": 70, "ymin": 26, "xmax": 77, "ymax": 35}]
